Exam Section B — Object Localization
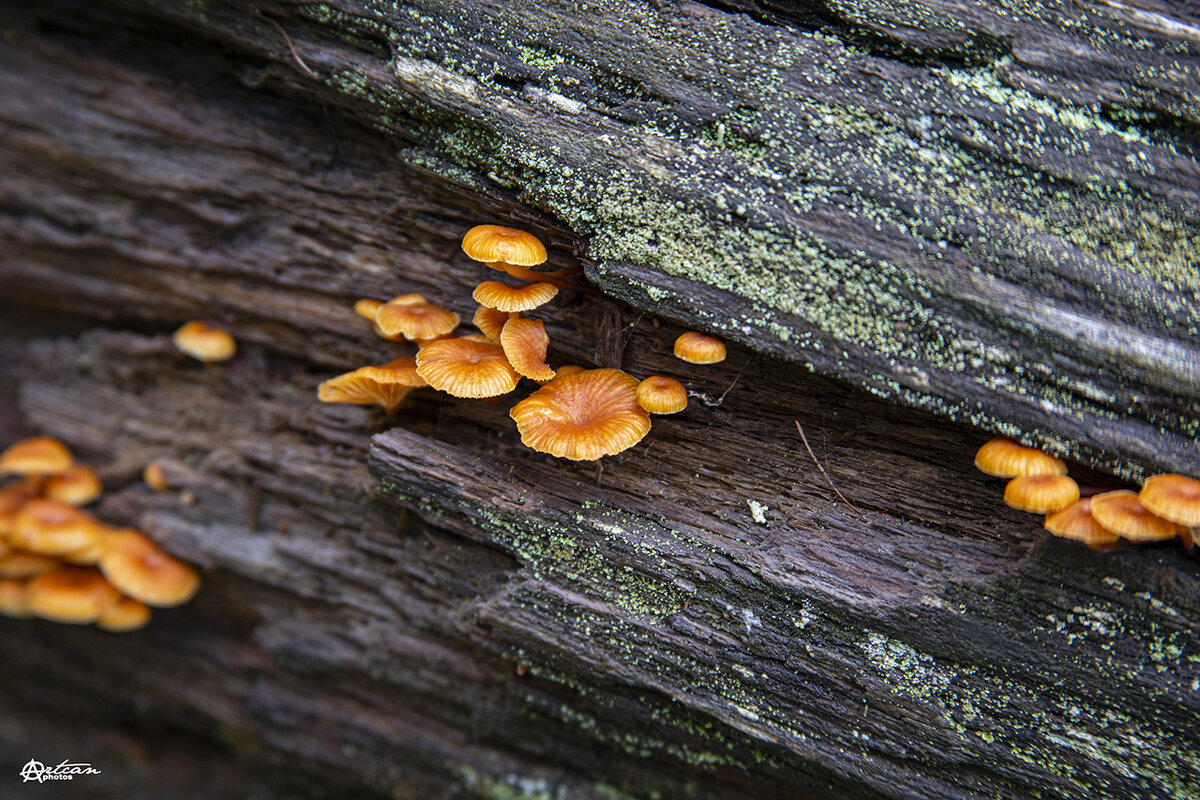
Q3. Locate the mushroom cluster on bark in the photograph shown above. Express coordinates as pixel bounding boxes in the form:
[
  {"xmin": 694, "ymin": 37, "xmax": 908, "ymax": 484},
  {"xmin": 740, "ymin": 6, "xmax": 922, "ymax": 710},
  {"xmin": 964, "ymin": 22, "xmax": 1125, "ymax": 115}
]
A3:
[
  {"xmin": 317, "ymin": 225, "xmax": 730, "ymax": 461},
  {"xmin": 0, "ymin": 436, "xmax": 201, "ymax": 631}
]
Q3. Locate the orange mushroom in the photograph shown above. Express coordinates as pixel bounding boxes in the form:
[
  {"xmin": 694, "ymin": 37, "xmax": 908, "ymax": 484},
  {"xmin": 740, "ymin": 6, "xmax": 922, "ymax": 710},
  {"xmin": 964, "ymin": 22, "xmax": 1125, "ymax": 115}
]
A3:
[
  {"xmin": 1003, "ymin": 474, "xmax": 1079, "ymax": 514},
  {"xmin": 10, "ymin": 499, "xmax": 108, "ymax": 556},
  {"xmin": 1138, "ymin": 474, "xmax": 1200, "ymax": 529},
  {"xmin": 318, "ymin": 358, "xmax": 427, "ymax": 414},
  {"xmin": 473, "ymin": 281, "xmax": 559, "ymax": 313},
  {"xmin": 99, "ymin": 529, "xmax": 200, "ymax": 607},
  {"xmin": 0, "ymin": 478, "xmax": 40, "ymax": 536},
  {"xmin": 375, "ymin": 299, "xmax": 460, "ymax": 341},
  {"xmin": 460, "ymin": 225, "xmax": 573, "ymax": 287},
  {"xmin": 143, "ymin": 462, "xmax": 170, "ymax": 491},
  {"xmin": 499, "ymin": 318, "xmax": 556, "ymax": 382},
  {"xmin": 0, "ymin": 436, "xmax": 73, "ymax": 476},
  {"xmin": 25, "ymin": 566, "xmax": 120, "ymax": 624},
  {"xmin": 415, "ymin": 338, "xmax": 521, "ymax": 398},
  {"xmin": 1089, "ymin": 490, "xmax": 1179, "ymax": 543},
  {"xmin": 0, "ymin": 551, "xmax": 60, "ymax": 579},
  {"xmin": 1044, "ymin": 499, "xmax": 1121, "ymax": 549},
  {"xmin": 96, "ymin": 595, "xmax": 153, "ymax": 632},
  {"xmin": 473, "ymin": 305, "xmax": 511, "ymax": 343},
  {"xmin": 635, "ymin": 376, "xmax": 689, "ymax": 415},
  {"xmin": 973, "ymin": 438, "xmax": 1067, "ymax": 478},
  {"xmin": 172, "ymin": 321, "xmax": 237, "ymax": 363},
  {"xmin": 43, "ymin": 465, "xmax": 103, "ymax": 506},
  {"xmin": 553, "ymin": 365, "xmax": 586, "ymax": 379},
  {"xmin": 509, "ymin": 369, "xmax": 651, "ymax": 461},
  {"xmin": 673, "ymin": 331, "xmax": 727, "ymax": 365},
  {"xmin": 353, "ymin": 298, "xmax": 385, "ymax": 320},
  {"xmin": 0, "ymin": 578, "xmax": 28, "ymax": 618}
]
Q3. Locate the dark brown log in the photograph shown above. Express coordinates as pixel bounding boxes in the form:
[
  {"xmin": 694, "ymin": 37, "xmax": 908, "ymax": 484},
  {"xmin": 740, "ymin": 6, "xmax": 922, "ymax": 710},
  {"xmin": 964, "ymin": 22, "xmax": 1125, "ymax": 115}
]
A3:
[{"xmin": 0, "ymin": 1, "xmax": 1198, "ymax": 799}]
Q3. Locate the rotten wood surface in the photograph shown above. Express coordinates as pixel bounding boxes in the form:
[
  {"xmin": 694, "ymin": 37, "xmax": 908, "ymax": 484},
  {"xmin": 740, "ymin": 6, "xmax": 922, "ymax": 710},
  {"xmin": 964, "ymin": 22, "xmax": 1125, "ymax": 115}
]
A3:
[{"xmin": 0, "ymin": 1, "xmax": 1198, "ymax": 799}]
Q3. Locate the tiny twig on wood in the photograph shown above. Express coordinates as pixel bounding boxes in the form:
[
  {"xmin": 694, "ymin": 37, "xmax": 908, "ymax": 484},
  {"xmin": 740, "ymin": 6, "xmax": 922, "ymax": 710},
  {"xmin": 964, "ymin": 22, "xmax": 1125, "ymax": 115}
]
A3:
[
  {"xmin": 795, "ymin": 419, "xmax": 859, "ymax": 513},
  {"xmin": 257, "ymin": 13, "xmax": 318, "ymax": 78}
]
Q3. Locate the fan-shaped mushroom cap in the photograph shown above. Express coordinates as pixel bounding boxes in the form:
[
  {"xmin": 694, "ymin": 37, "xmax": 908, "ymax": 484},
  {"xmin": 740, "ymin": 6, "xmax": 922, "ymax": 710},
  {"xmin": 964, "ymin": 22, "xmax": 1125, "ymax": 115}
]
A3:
[
  {"xmin": 973, "ymin": 438, "xmax": 1067, "ymax": 478},
  {"xmin": 462, "ymin": 225, "xmax": 548, "ymax": 266},
  {"xmin": 375, "ymin": 300, "xmax": 460, "ymax": 341},
  {"xmin": 473, "ymin": 281, "xmax": 559, "ymax": 313},
  {"xmin": 1089, "ymin": 490, "xmax": 1179, "ymax": 542},
  {"xmin": 99, "ymin": 530, "xmax": 200, "ymax": 607},
  {"xmin": 43, "ymin": 465, "xmax": 103, "ymax": 506},
  {"xmin": 510, "ymin": 369, "xmax": 651, "ymax": 461},
  {"xmin": 673, "ymin": 331, "xmax": 726, "ymax": 364},
  {"xmin": 0, "ymin": 436, "xmax": 73, "ymax": 476},
  {"xmin": 416, "ymin": 338, "xmax": 521, "ymax": 398},
  {"xmin": 635, "ymin": 376, "xmax": 689, "ymax": 415},
  {"xmin": 473, "ymin": 305, "xmax": 511, "ymax": 343},
  {"xmin": 172, "ymin": 321, "xmax": 237, "ymax": 363},
  {"xmin": 97, "ymin": 595, "xmax": 153, "ymax": 632},
  {"xmin": 25, "ymin": 567, "xmax": 120, "ymax": 624},
  {"xmin": 11, "ymin": 499, "xmax": 108, "ymax": 556},
  {"xmin": 500, "ymin": 318, "xmax": 555, "ymax": 382},
  {"xmin": 318, "ymin": 360, "xmax": 425, "ymax": 415},
  {"xmin": 1003, "ymin": 474, "xmax": 1079, "ymax": 514},
  {"xmin": 1044, "ymin": 498, "xmax": 1121, "ymax": 549},
  {"xmin": 354, "ymin": 298, "xmax": 385, "ymax": 320},
  {"xmin": 1138, "ymin": 474, "xmax": 1200, "ymax": 528}
]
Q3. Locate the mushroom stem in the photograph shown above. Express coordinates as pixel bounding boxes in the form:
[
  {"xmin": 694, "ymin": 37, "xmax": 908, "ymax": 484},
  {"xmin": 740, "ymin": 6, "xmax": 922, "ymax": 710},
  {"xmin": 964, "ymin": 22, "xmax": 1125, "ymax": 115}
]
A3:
[{"xmin": 488, "ymin": 262, "xmax": 575, "ymax": 288}]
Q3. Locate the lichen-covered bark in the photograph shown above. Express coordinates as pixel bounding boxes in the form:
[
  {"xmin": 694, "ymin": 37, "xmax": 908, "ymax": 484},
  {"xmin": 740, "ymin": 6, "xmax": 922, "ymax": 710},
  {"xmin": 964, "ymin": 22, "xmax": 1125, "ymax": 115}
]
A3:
[{"xmin": 1, "ymin": 1, "xmax": 1198, "ymax": 799}]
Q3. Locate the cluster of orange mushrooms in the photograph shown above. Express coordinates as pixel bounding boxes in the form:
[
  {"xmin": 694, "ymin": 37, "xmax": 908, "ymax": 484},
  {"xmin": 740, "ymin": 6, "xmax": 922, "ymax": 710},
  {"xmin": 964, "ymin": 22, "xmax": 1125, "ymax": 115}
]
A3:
[
  {"xmin": 975, "ymin": 438, "xmax": 1200, "ymax": 551},
  {"xmin": 318, "ymin": 224, "xmax": 727, "ymax": 460},
  {"xmin": 0, "ymin": 436, "xmax": 200, "ymax": 631}
]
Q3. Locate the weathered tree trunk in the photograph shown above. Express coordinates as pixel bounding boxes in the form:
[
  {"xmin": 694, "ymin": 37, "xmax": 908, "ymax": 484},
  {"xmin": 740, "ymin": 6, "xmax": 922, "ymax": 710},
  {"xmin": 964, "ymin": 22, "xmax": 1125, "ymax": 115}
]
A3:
[{"xmin": 0, "ymin": 1, "xmax": 1197, "ymax": 799}]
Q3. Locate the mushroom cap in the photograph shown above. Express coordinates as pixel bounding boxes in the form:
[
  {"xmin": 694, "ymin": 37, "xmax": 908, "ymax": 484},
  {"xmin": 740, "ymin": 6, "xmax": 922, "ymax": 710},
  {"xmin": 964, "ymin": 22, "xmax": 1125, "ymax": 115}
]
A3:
[
  {"xmin": 635, "ymin": 376, "xmax": 689, "ymax": 415},
  {"xmin": 172, "ymin": 321, "xmax": 237, "ymax": 363},
  {"xmin": 0, "ymin": 436, "xmax": 73, "ymax": 476},
  {"xmin": 96, "ymin": 595, "xmax": 153, "ymax": 632},
  {"xmin": 500, "ymin": 318, "xmax": 555, "ymax": 382},
  {"xmin": 25, "ymin": 566, "xmax": 121, "ymax": 624},
  {"xmin": 1044, "ymin": 498, "xmax": 1121, "ymax": 549},
  {"xmin": 415, "ymin": 338, "xmax": 521, "ymax": 398},
  {"xmin": 510, "ymin": 369, "xmax": 651, "ymax": 461},
  {"xmin": 473, "ymin": 305, "xmax": 511, "ymax": 343},
  {"xmin": 1003, "ymin": 474, "xmax": 1079, "ymax": 514},
  {"xmin": 99, "ymin": 529, "xmax": 200, "ymax": 607},
  {"xmin": 318, "ymin": 360, "xmax": 425, "ymax": 414},
  {"xmin": 673, "ymin": 331, "xmax": 727, "ymax": 365},
  {"xmin": 1138, "ymin": 473, "xmax": 1200, "ymax": 527},
  {"xmin": 472, "ymin": 281, "xmax": 559, "ymax": 313},
  {"xmin": 0, "ymin": 478, "xmax": 41, "ymax": 536},
  {"xmin": 353, "ymin": 298, "xmax": 385, "ymax": 320},
  {"xmin": 462, "ymin": 225, "xmax": 548, "ymax": 266},
  {"xmin": 143, "ymin": 462, "xmax": 170, "ymax": 491},
  {"xmin": 11, "ymin": 499, "xmax": 108, "ymax": 555},
  {"xmin": 1089, "ymin": 490, "xmax": 1179, "ymax": 542},
  {"xmin": 0, "ymin": 551, "xmax": 60, "ymax": 579},
  {"xmin": 0, "ymin": 578, "xmax": 29, "ymax": 618},
  {"xmin": 973, "ymin": 438, "xmax": 1067, "ymax": 478},
  {"xmin": 375, "ymin": 300, "xmax": 460, "ymax": 340},
  {"xmin": 43, "ymin": 465, "xmax": 103, "ymax": 506},
  {"xmin": 554, "ymin": 365, "xmax": 586, "ymax": 378}
]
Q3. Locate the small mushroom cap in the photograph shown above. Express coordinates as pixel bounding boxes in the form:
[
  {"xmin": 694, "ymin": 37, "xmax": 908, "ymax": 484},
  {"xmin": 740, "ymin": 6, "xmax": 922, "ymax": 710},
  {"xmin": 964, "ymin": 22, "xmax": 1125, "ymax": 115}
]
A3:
[
  {"xmin": 143, "ymin": 462, "xmax": 170, "ymax": 491},
  {"xmin": 510, "ymin": 368, "xmax": 651, "ymax": 461},
  {"xmin": 500, "ymin": 318, "xmax": 555, "ymax": 382},
  {"xmin": 0, "ymin": 478, "xmax": 41, "ymax": 536},
  {"xmin": 1089, "ymin": 490, "xmax": 1179, "ymax": 542},
  {"xmin": 473, "ymin": 305, "xmax": 511, "ymax": 343},
  {"xmin": 99, "ymin": 530, "xmax": 200, "ymax": 607},
  {"xmin": 0, "ymin": 436, "xmax": 73, "ymax": 476},
  {"xmin": 415, "ymin": 338, "xmax": 521, "ymax": 398},
  {"xmin": 673, "ymin": 331, "xmax": 727, "ymax": 365},
  {"xmin": 96, "ymin": 595, "xmax": 153, "ymax": 632},
  {"xmin": 318, "ymin": 360, "xmax": 425, "ymax": 414},
  {"xmin": 172, "ymin": 321, "xmax": 237, "ymax": 362},
  {"xmin": 636, "ymin": 376, "xmax": 689, "ymax": 415},
  {"xmin": 462, "ymin": 225, "xmax": 548, "ymax": 266},
  {"xmin": 11, "ymin": 499, "xmax": 108, "ymax": 555},
  {"xmin": 973, "ymin": 438, "xmax": 1067, "ymax": 478},
  {"xmin": 25, "ymin": 566, "xmax": 121, "ymax": 624},
  {"xmin": 43, "ymin": 465, "xmax": 103, "ymax": 506},
  {"xmin": 0, "ymin": 551, "xmax": 61, "ymax": 579},
  {"xmin": 1003, "ymin": 474, "xmax": 1079, "ymax": 514},
  {"xmin": 1138, "ymin": 473, "xmax": 1200, "ymax": 527},
  {"xmin": 353, "ymin": 298, "xmax": 385, "ymax": 320},
  {"xmin": 375, "ymin": 300, "xmax": 460, "ymax": 340},
  {"xmin": 472, "ymin": 281, "xmax": 559, "ymax": 313},
  {"xmin": 554, "ymin": 365, "xmax": 586, "ymax": 378},
  {"xmin": 0, "ymin": 578, "xmax": 29, "ymax": 618},
  {"xmin": 1044, "ymin": 499, "xmax": 1121, "ymax": 549}
]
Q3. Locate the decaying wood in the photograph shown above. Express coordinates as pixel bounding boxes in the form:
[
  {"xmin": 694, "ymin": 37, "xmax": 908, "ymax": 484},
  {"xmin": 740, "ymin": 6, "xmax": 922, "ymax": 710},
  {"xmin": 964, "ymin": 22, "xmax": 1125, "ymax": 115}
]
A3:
[{"xmin": 0, "ymin": 1, "xmax": 1198, "ymax": 799}]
